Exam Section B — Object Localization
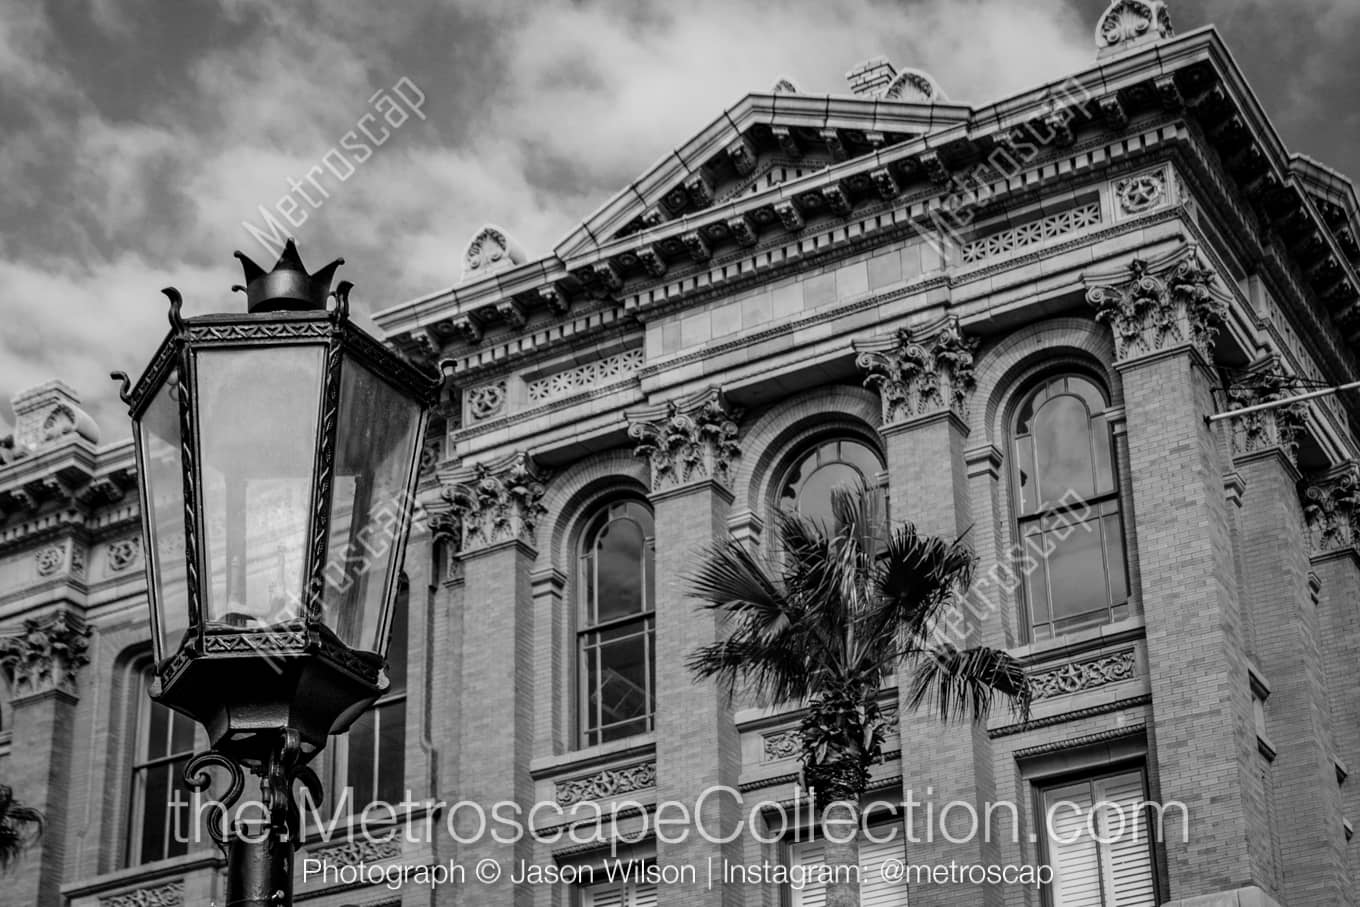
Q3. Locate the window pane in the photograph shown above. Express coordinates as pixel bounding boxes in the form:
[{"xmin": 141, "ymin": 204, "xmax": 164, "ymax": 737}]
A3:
[
  {"xmin": 138, "ymin": 374, "xmax": 189, "ymax": 658},
  {"xmin": 1035, "ymin": 395, "xmax": 1095, "ymax": 504},
  {"xmin": 346, "ymin": 709, "xmax": 376, "ymax": 808},
  {"xmin": 324, "ymin": 358, "xmax": 422, "ymax": 651},
  {"xmin": 1044, "ymin": 781, "xmax": 1103, "ymax": 907},
  {"xmin": 376, "ymin": 701, "xmax": 405, "ymax": 805},
  {"xmin": 1045, "ymin": 514, "xmax": 1106, "ymax": 623},
  {"xmin": 596, "ymin": 518, "xmax": 645, "ymax": 623},
  {"xmin": 1102, "ymin": 513, "xmax": 1129, "ymax": 605},
  {"xmin": 1091, "ymin": 414, "xmax": 1115, "ymax": 494},
  {"xmin": 796, "ymin": 462, "xmax": 862, "ymax": 527},
  {"xmin": 386, "ymin": 584, "xmax": 409, "ymax": 695},
  {"xmin": 170, "ymin": 709, "xmax": 196, "ymax": 755},
  {"xmin": 138, "ymin": 764, "xmax": 169, "ymax": 862},
  {"xmin": 594, "ymin": 626, "xmax": 649, "ymax": 727},
  {"xmin": 146, "ymin": 700, "xmax": 169, "ymax": 760},
  {"xmin": 1014, "ymin": 434, "xmax": 1038, "ymax": 514},
  {"xmin": 198, "ymin": 346, "xmax": 323, "ymax": 629}
]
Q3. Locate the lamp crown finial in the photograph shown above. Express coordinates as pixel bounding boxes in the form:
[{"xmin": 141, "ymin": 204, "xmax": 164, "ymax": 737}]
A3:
[{"xmin": 233, "ymin": 239, "xmax": 344, "ymax": 313}]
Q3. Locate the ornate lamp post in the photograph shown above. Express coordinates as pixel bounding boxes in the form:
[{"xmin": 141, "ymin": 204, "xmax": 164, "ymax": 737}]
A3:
[{"xmin": 112, "ymin": 241, "xmax": 440, "ymax": 906}]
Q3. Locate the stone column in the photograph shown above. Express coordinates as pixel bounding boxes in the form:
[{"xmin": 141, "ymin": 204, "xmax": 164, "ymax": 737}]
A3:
[
  {"xmin": 1301, "ymin": 465, "xmax": 1360, "ymax": 894},
  {"xmin": 1086, "ymin": 248, "xmax": 1273, "ymax": 904},
  {"xmin": 0, "ymin": 610, "xmax": 91, "ymax": 907},
  {"xmin": 856, "ymin": 319, "xmax": 1002, "ymax": 907},
  {"xmin": 627, "ymin": 386, "xmax": 743, "ymax": 904},
  {"xmin": 1227, "ymin": 367, "xmax": 1350, "ymax": 905},
  {"xmin": 440, "ymin": 452, "xmax": 547, "ymax": 906}
]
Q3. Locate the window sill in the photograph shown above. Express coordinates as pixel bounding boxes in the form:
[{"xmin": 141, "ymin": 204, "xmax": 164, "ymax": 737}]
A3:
[
  {"xmin": 530, "ymin": 734, "xmax": 657, "ymax": 781},
  {"xmin": 1009, "ymin": 615, "xmax": 1146, "ymax": 667},
  {"xmin": 61, "ymin": 850, "xmax": 223, "ymax": 903}
]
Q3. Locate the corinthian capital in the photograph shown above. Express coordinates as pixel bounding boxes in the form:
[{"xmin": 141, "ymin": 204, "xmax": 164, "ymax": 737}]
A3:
[
  {"xmin": 1300, "ymin": 464, "xmax": 1360, "ymax": 557},
  {"xmin": 1226, "ymin": 360, "xmax": 1308, "ymax": 466},
  {"xmin": 441, "ymin": 451, "xmax": 549, "ymax": 553},
  {"xmin": 1086, "ymin": 246, "xmax": 1229, "ymax": 364},
  {"xmin": 854, "ymin": 318, "xmax": 979, "ymax": 427},
  {"xmin": 0, "ymin": 610, "xmax": 92, "ymax": 701},
  {"xmin": 627, "ymin": 386, "xmax": 742, "ymax": 493}
]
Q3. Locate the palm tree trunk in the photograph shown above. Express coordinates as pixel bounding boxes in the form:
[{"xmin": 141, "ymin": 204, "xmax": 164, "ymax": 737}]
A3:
[{"xmin": 821, "ymin": 811, "xmax": 860, "ymax": 907}]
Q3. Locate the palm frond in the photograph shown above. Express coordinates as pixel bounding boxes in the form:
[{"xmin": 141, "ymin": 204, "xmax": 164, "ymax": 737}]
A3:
[
  {"xmin": 687, "ymin": 637, "xmax": 820, "ymax": 706},
  {"xmin": 859, "ymin": 523, "xmax": 975, "ymax": 660},
  {"xmin": 687, "ymin": 538, "xmax": 796, "ymax": 642},
  {"xmin": 906, "ymin": 644, "xmax": 1032, "ymax": 724}
]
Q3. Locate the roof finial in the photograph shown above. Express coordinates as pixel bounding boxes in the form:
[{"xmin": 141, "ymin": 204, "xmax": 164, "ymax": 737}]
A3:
[
  {"xmin": 1095, "ymin": 0, "xmax": 1174, "ymax": 58},
  {"xmin": 460, "ymin": 225, "xmax": 525, "ymax": 284}
]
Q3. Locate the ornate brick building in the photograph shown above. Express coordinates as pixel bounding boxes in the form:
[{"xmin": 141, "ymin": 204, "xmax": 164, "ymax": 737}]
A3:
[{"xmin": 4, "ymin": 3, "xmax": 1360, "ymax": 905}]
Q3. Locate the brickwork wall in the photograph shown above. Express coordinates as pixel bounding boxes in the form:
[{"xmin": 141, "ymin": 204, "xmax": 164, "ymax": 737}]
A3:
[
  {"xmin": 1235, "ymin": 453, "xmax": 1350, "ymax": 904},
  {"xmin": 1313, "ymin": 551, "xmax": 1360, "ymax": 892},
  {"xmin": 1119, "ymin": 351, "xmax": 1266, "ymax": 897}
]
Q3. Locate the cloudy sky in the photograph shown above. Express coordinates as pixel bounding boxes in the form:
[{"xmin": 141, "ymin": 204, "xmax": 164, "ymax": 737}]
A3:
[{"xmin": 0, "ymin": 0, "xmax": 1355, "ymax": 442}]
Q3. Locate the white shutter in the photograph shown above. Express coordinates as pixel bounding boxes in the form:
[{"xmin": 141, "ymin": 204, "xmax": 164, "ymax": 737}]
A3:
[
  {"xmin": 584, "ymin": 883, "xmax": 625, "ymax": 907},
  {"xmin": 1045, "ymin": 782, "xmax": 1104, "ymax": 907},
  {"xmin": 791, "ymin": 830, "xmax": 907, "ymax": 907},
  {"xmin": 583, "ymin": 881, "xmax": 657, "ymax": 907},
  {"xmin": 859, "ymin": 835, "xmax": 908, "ymax": 907},
  {"xmin": 1094, "ymin": 772, "xmax": 1156, "ymax": 906}
]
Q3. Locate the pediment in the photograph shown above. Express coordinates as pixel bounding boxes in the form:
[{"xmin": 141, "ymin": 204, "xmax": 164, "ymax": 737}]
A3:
[{"xmin": 553, "ymin": 89, "xmax": 970, "ymax": 258}]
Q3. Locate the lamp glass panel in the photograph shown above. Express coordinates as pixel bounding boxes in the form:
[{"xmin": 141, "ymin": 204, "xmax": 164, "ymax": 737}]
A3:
[
  {"xmin": 196, "ymin": 346, "xmax": 324, "ymax": 629},
  {"xmin": 323, "ymin": 357, "xmax": 421, "ymax": 652},
  {"xmin": 138, "ymin": 370, "xmax": 189, "ymax": 659}
]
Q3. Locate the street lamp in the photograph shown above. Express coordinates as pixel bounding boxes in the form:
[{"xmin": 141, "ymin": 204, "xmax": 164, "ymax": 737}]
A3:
[{"xmin": 112, "ymin": 241, "xmax": 440, "ymax": 906}]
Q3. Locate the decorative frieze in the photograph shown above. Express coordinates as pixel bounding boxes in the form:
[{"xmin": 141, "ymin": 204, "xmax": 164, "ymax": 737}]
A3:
[
  {"xmin": 526, "ymin": 348, "xmax": 644, "ymax": 404},
  {"xmin": 1031, "ymin": 649, "xmax": 1137, "ymax": 700},
  {"xmin": 98, "ymin": 880, "xmax": 185, "ymax": 907},
  {"xmin": 555, "ymin": 761, "xmax": 656, "ymax": 807},
  {"xmin": 627, "ymin": 386, "xmax": 742, "ymax": 493},
  {"xmin": 467, "ymin": 380, "xmax": 507, "ymax": 421},
  {"xmin": 762, "ymin": 707, "xmax": 898, "ymax": 762},
  {"xmin": 960, "ymin": 202, "xmax": 1100, "ymax": 264},
  {"xmin": 1086, "ymin": 246, "xmax": 1228, "ymax": 363},
  {"xmin": 1226, "ymin": 363, "xmax": 1308, "ymax": 464},
  {"xmin": 107, "ymin": 536, "xmax": 142, "ymax": 572},
  {"xmin": 1301, "ymin": 465, "xmax": 1360, "ymax": 556},
  {"xmin": 308, "ymin": 836, "xmax": 403, "ymax": 867},
  {"xmin": 34, "ymin": 544, "xmax": 65, "ymax": 577},
  {"xmin": 0, "ymin": 610, "xmax": 92, "ymax": 699},
  {"xmin": 442, "ymin": 451, "xmax": 549, "ymax": 551},
  {"xmin": 854, "ymin": 318, "xmax": 979, "ymax": 425},
  {"xmin": 1115, "ymin": 169, "xmax": 1167, "ymax": 216}
]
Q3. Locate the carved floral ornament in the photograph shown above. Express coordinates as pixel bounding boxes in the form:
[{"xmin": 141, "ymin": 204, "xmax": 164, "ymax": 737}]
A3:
[
  {"xmin": 441, "ymin": 451, "xmax": 549, "ymax": 552},
  {"xmin": 460, "ymin": 224, "xmax": 525, "ymax": 284},
  {"xmin": 1095, "ymin": 0, "xmax": 1173, "ymax": 53},
  {"xmin": 627, "ymin": 387, "xmax": 743, "ymax": 493},
  {"xmin": 1031, "ymin": 649, "xmax": 1137, "ymax": 700},
  {"xmin": 98, "ymin": 881, "xmax": 185, "ymax": 907},
  {"xmin": 556, "ymin": 761, "xmax": 656, "ymax": 807},
  {"xmin": 1225, "ymin": 362, "xmax": 1309, "ymax": 464},
  {"xmin": 1085, "ymin": 248, "xmax": 1229, "ymax": 364},
  {"xmin": 1301, "ymin": 464, "xmax": 1360, "ymax": 556},
  {"xmin": 854, "ymin": 318, "xmax": 980, "ymax": 426},
  {"xmin": 0, "ymin": 610, "xmax": 92, "ymax": 700}
]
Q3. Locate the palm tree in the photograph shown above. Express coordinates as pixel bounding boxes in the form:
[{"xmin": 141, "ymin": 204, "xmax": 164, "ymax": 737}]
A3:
[
  {"xmin": 0, "ymin": 785, "xmax": 43, "ymax": 874},
  {"xmin": 686, "ymin": 486, "xmax": 1030, "ymax": 907}
]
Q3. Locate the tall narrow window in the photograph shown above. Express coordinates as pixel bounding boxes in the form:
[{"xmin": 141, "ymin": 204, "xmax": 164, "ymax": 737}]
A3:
[
  {"xmin": 778, "ymin": 437, "xmax": 886, "ymax": 527},
  {"xmin": 338, "ymin": 577, "xmax": 409, "ymax": 810},
  {"xmin": 579, "ymin": 500, "xmax": 655, "ymax": 748},
  {"xmin": 1011, "ymin": 374, "xmax": 1129, "ymax": 641},
  {"xmin": 128, "ymin": 667, "xmax": 198, "ymax": 865},
  {"xmin": 1041, "ymin": 768, "xmax": 1157, "ymax": 906}
]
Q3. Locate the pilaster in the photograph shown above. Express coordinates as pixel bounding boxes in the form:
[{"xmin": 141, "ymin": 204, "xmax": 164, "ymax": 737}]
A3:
[
  {"xmin": 1087, "ymin": 247, "xmax": 1269, "ymax": 899},
  {"xmin": 626, "ymin": 386, "xmax": 742, "ymax": 906},
  {"xmin": 857, "ymin": 320, "xmax": 999, "ymax": 907},
  {"xmin": 440, "ymin": 452, "xmax": 548, "ymax": 906},
  {"xmin": 1, "ymin": 610, "xmax": 91, "ymax": 907}
]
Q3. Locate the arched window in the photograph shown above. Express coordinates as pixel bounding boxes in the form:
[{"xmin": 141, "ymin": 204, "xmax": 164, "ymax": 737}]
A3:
[
  {"xmin": 127, "ymin": 665, "xmax": 199, "ymax": 865},
  {"xmin": 777, "ymin": 436, "xmax": 886, "ymax": 526},
  {"xmin": 578, "ymin": 499, "xmax": 655, "ymax": 748},
  {"xmin": 1011, "ymin": 373, "xmax": 1129, "ymax": 641}
]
